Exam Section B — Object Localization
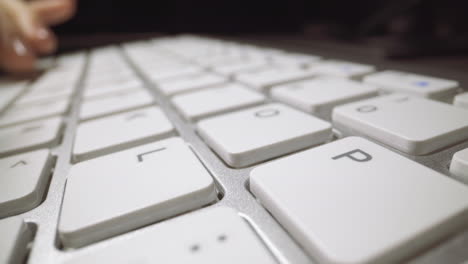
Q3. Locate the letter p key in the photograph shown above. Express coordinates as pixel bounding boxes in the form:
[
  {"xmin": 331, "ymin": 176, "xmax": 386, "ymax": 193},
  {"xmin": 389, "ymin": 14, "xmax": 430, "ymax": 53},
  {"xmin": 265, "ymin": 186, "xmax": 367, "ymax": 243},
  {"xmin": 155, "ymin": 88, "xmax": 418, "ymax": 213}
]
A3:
[{"xmin": 332, "ymin": 149, "xmax": 372, "ymax": 162}]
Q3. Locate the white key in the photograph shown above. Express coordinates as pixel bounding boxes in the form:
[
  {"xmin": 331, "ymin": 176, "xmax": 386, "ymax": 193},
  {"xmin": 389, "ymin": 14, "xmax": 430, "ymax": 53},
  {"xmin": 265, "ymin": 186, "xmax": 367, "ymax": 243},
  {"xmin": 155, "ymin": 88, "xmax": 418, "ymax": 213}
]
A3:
[
  {"xmin": 146, "ymin": 64, "xmax": 202, "ymax": 82},
  {"xmin": 63, "ymin": 207, "xmax": 275, "ymax": 264},
  {"xmin": 308, "ymin": 60, "xmax": 375, "ymax": 79},
  {"xmin": 0, "ymin": 80, "xmax": 26, "ymax": 112},
  {"xmin": 212, "ymin": 58, "xmax": 268, "ymax": 76},
  {"xmin": 85, "ymin": 71, "xmax": 137, "ymax": 87},
  {"xmin": 450, "ymin": 148, "xmax": 468, "ymax": 182},
  {"xmin": 83, "ymin": 80, "xmax": 143, "ymax": 100},
  {"xmin": 363, "ymin": 70, "xmax": 459, "ymax": 100},
  {"xmin": 172, "ymin": 83, "xmax": 265, "ymax": 121},
  {"xmin": 454, "ymin": 92, "xmax": 468, "ymax": 109},
  {"xmin": 332, "ymin": 94, "xmax": 468, "ymax": 155},
  {"xmin": 269, "ymin": 53, "xmax": 321, "ymax": 67},
  {"xmin": 0, "ymin": 99, "xmax": 68, "ymax": 127},
  {"xmin": 0, "ymin": 149, "xmax": 53, "ymax": 217},
  {"xmin": 18, "ymin": 86, "xmax": 74, "ymax": 105},
  {"xmin": 250, "ymin": 137, "xmax": 468, "ymax": 264},
  {"xmin": 0, "ymin": 117, "xmax": 62, "ymax": 157},
  {"xmin": 155, "ymin": 72, "xmax": 227, "ymax": 96},
  {"xmin": 0, "ymin": 218, "xmax": 33, "ymax": 264},
  {"xmin": 234, "ymin": 65, "xmax": 316, "ymax": 91},
  {"xmin": 79, "ymin": 89, "xmax": 154, "ymax": 121},
  {"xmin": 271, "ymin": 77, "xmax": 378, "ymax": 119},
  {"xmin": 73, "ymin": 106, "xmax": 174, "ymax": 162},
  {"xmin": 15, "ymin": 93, "xmax": 70, "ymax": 107},
  {"xmin": 59, "ymin": 137, "xmax": 217, "ymax": 248},
  {"xmin": 197, "ymin": 103, "xmax": 332, "ymax": 167}
]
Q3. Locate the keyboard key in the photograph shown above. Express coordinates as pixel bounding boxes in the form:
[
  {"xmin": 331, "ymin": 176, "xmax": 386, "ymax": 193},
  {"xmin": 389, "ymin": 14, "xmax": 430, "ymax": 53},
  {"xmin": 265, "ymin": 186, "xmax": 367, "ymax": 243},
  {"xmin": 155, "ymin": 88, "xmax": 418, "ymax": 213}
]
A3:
[
  {"xmin": 269, "ymin": 53, "xmax": 321, "ymax": 67},
  {"xmin": 0, "ymin": 149, "xmax": 53, "ymax": 218},
  {"xmin": 234, "ymin": 65, "xmax": 316, "ymax": 91},
  {"xmin": 146, "ymin": 63, "xmax": 202, "ymax": 82},
  {"xmin": 73, "ymin": 106, "xmax": 174, "ymax": 162},
  {"xmin": 0, "ymin": 99, "xmax": 69, "ymax": 128},
  {"xmin": 450, "ymin": 148, "xmax": 468, "ymax": 182},
  {"xmin": 309, "ymin": 60, "xmax": 375, "ymax": 79},
  {"xmin": 363, "ymin": 70, "xmax": 459, "ymax": 100},
  {"xmin": 63, "ymin": 207, "xmax": 275, "ymax": 264},
  {"xmin": 79, "ymin": 89, "xmax": 154, "ymax": 121},
  {"xmin": 83, "ymin": 79, "xmax": 143, "ymax": 100},
  {"xmin": 0, "ymin": 117, "xmax": 62, "ymax": 157},
  {"xmin": 172, "ymin": 83, "xmax": 266, "ymax": 121},
  {"xmin": 332, "ymin": 94, "xmax": 468, "ymax": 155},
  {"xmin": 250, "ymin": 137, "xmax": 468, "ymax": 264},
  {"xmin": 271, "ymin": 77, "xmax": 378, "ymax": 119},
  {"xmin": 0, "ymin": 218, "xmax": 33, "ymax": 264},
  {"xmin": 212, "ymin": 58, "xmax": 268, "ymax": 76},
  {"xmin": 454, "ymin": 92, "xmax": 468, "ymax": 109},
  {"xmin": 18, "ymin": 86, "xmax": 74, "ymax": 105},
  {"xmin": 0, "ymin": 79, "xmax": 26, "ymax": 112},
  {"xmin": 197, "ymin": 103, "xmax": 332, "ymax": 167},
  {"xmin": 155, "ymin": 72, "xmax": 227, "ymax": 96},
  {"xmin": 59, "ymin": 137, "xmax": 217, "ymax": 248}
]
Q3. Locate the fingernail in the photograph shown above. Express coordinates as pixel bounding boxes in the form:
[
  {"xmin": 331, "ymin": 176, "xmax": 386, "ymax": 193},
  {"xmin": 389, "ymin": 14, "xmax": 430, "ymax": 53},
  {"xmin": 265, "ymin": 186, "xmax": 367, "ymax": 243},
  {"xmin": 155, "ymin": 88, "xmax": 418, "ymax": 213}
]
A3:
[
  {"xmin": 12, "ymin": 38, "xmax": 29, "ymax": 56},
  {"xmin": 36, "ymin": 27, "xmax": 50, "ymax": 40}
]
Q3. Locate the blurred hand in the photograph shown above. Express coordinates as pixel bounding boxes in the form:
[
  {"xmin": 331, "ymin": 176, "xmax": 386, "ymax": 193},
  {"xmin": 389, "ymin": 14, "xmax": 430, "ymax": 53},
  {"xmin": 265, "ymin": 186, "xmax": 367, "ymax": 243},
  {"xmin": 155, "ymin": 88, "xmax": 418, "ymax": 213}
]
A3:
[{"xmin": 0, "ymin": 0, "xmax": 76, "ymax": 74}]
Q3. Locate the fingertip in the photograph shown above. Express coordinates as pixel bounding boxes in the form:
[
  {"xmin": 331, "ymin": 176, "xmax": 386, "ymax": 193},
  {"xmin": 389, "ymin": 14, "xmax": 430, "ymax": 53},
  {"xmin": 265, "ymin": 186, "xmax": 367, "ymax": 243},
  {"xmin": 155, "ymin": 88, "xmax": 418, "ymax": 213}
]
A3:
[
  {"xmin": 32, "ymin": 27, "xmax": 57, "ymax": 54},
  {"xmin": 0, "ymin": 38, "xmax": 37, "ymax": 74}
]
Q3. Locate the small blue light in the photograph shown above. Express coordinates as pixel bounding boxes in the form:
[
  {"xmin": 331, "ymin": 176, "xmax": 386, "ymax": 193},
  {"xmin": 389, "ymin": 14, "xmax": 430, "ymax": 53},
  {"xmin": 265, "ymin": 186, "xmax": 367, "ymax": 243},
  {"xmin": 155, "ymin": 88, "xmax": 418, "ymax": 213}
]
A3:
[{"xmin": 414, "ymin": 81, "xmax": 429, "ymax": 87}]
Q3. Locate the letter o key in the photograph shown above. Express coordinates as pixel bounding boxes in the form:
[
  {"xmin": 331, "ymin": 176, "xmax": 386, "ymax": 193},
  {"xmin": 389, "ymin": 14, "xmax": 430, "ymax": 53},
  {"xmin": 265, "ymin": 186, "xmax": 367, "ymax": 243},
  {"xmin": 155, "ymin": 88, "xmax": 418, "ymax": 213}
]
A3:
[{"xmin": 356, "ymin": 105, "xmax": 377, "ymax": 113}]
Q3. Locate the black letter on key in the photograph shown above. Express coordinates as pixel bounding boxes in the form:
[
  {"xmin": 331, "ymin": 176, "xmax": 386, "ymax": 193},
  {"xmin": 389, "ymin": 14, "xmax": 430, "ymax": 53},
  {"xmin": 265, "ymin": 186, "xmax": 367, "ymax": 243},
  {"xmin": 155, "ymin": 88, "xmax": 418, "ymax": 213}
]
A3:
[
  {"xmin": 332, "ymin": 149, "xmax": 372, "ymax": 162},
  {"xmin": 137, "ymin": 147, "xmax": 166, "ymax": 162}
]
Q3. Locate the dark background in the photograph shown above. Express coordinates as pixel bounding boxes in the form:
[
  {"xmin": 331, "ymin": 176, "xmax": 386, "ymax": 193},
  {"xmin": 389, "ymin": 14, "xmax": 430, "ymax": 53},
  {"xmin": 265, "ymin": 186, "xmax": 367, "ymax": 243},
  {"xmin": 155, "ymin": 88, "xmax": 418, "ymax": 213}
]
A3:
[{"xmin": 53, "ymin": 0, "xmax": 468, "ymax": 58}]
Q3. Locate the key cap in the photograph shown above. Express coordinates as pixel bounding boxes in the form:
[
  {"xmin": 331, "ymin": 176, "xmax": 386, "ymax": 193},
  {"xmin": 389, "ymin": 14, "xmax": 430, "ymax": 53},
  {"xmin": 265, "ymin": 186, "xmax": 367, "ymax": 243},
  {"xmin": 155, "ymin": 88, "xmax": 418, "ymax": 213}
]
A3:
[
  {"xmin": 155, "ymin": 72, "xmax": 227, "ymax": 96},
  {"xmin": 0, "ymin": 99, "xmax": 68, "ymax": 128},
  {"xmin": 0, "ymin": 218, "xmax": 33, "ymax": 264},
  {"xmin": 0, "ymin": 79, "xmax": 26, "ymax": 112},
  {"xmin": 269, "ymin": 53, "xmax": 321, "ymax": 68},
  {"xmin": 450, "ymin": 148, "xmax": 468, "ymax": 182},
  {"xmin": 308, "ymin": 60, "xmax": 375, "ymax": 79},
  {"xmin": 234, "ymin": 65, "xmax": 316, "ymax": 91},
  {"xmin": 197, "ymin": 103, "xmax": 332, "ymax": 167},
  {"xmin": 172, "ymin": 83, "xmax": 266, "ymax": 121},
  {"xmin": 59, "ymin": 137, "xmax": 217, "ymax": 248},
  {"xmin": 0, "ymin": 149, "xmax": 53, "ymax": 217},
  {"xmin": 83, "ymin": 80, "xmax": 143, "ymax": 100},
  {"xmin": 212, "ymin": 58, "xmax": 269, "ymax": 76},
  {"xmin": 79, "ymin": 89, "xmax": 154, "ymax": 121},
  {"xmin": 18, "ymin": 86, "xmax": 74, "ymax": 104},
  {"xmin": 454, "ymin": 92, "xmax": 468, "ymax": 109},
  {"xmin": 363, "ymin": 70, "xmax": 459, "ymax": 100},
  {"xmin": 333, "ymin": 94, "xmax": 468, "ymax": 155},
  {"xmin": 0, "ymin": 117, "xmax": 62, "ymax": 157},
  {"xmin": 146, "ymin": 63, "xmax": 202, "ymax": 82},
  {"xmin": 63, "ymin": 207, "xmax": 275, "ymax": 264},
  {"xmin": 250, "ymin": 137, "xmax": 468, "ymax": 264},
  {"xmin": 73, "ymin": 106, "xmax": 174, "ymax": 162},
  {"xmin": 271, "ymin": 77, "xmax": 378, "ymax": 120}
]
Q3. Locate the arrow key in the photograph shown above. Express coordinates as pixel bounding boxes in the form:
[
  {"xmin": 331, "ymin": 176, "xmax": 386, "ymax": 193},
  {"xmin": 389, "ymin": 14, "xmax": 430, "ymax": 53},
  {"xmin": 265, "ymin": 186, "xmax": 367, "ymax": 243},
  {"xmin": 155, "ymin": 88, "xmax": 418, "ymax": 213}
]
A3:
[{"xmin": 0, "ymin": 149, "xmax": 54, "ymax": 218}]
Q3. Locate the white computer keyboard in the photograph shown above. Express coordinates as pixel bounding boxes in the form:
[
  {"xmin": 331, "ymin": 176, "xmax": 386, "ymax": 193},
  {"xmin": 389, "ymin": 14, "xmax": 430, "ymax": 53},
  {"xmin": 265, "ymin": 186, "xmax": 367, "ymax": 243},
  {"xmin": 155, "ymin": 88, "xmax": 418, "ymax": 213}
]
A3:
[{"xmin": 1, "ymin": 35, "xmax": 468, "ymax": 264}]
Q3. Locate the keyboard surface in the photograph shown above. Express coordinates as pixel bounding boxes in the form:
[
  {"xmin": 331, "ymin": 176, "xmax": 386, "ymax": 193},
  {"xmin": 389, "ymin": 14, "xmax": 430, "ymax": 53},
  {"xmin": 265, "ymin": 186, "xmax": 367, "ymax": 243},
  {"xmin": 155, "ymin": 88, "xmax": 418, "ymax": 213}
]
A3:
[{"xmin": 1, "ymin": 35, "xmax": 468, "ymax": 264}]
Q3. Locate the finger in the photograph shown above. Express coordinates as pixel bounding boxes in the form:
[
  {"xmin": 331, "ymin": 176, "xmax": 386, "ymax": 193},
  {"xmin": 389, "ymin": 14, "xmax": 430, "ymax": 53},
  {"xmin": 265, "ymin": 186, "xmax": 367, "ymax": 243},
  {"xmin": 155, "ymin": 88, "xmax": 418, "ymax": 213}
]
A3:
[
  {"xmin": 29, "ymin": 0, "xmax": 76, "ymax": 26},
  {"xmin": 30, "ymin": 26, "xmax": 57, "ymax": 54},
  {"xmin": 0, "ymin": 37, "xmax": 37, "ymax": 74}
]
